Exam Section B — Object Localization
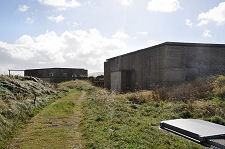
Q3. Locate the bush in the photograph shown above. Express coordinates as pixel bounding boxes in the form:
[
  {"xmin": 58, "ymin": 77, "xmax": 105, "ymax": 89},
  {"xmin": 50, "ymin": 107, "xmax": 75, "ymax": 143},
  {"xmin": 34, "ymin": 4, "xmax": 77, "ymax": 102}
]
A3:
[
  {"xmin": 81, "ymin": 82, "xmax": 203, "ymax": 148},
  {"xmin": 208, "ymin": 116, "xmax": 225, "ymax": 125},
  {"xmin": 155, "ymin": 75, "xmax": 224, "ymax": 102},
  {"xmin": 118, "ymin": 91, "xmax": 154, "ymax": 104},
  {"xmin": 213, "ymin": 75, "xmax": 225, "ymax": 99}
]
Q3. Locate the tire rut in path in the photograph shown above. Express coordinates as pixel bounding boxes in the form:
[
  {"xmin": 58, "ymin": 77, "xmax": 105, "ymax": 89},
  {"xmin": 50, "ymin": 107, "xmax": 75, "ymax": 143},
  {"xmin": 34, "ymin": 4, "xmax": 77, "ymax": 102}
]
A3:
[{"xmin": 69, "ymin": 92, "xmax": 85, "ymax": 149}]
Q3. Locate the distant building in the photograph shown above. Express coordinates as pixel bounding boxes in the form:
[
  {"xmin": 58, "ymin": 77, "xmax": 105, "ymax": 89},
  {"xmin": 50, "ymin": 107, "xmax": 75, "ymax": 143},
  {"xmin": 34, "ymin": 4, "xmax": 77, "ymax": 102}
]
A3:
[
  {"xmin": 24, "ymin": 68, "xmax": 88, "ymax": 83},
  {"xmin": 104, "ymin": 42, "xmax": 225, "ymax": 91},
  {"xmin": 89, "ymin": 75, "xmax": 104, "ymax": 87}
]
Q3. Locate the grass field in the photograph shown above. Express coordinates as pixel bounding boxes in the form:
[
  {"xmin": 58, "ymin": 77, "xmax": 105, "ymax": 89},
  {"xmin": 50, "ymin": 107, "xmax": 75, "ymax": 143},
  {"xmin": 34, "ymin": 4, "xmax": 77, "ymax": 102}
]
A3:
[
  {"xmin": 3, "ymin": 76, "xmax": 224, "ymax": 148},
  {"xmin": 80, "ymin": 90, "xmax": 204, "ymax": 148},
  {"xmin": 78, "ymin": 76, "xmax": 224, "ymax": 148},
  {"xmin": 7, "ymin": 90, "xmax": 84, "ymax": 149},
  {"xmin": 0, "ymin": 76, "xmax": 66, "ymax": 148}
]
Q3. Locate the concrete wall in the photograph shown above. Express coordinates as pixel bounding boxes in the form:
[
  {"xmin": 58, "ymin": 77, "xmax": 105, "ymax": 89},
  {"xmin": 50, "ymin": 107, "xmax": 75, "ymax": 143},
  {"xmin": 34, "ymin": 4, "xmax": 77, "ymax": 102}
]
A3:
[
  {"xmin": 104, "ymin": 42, "xmax": 225, "ymax": 91},
  {"xmin": 25, "ymin": 68, "xmax": 88, "ymax": 83},
  {"xmin": 111, "ymin": 72, "xmax": 121, "ymax": 90},
  {"xmin": 105, "ymin": 44, "xmax": 167, "ymax": 91},
  {"xmin": 104, "ymin": 62, "xmax": 111, "ymax": 89},
  {"xmin": 164, "ymin": 44, "xmax": 225, "ymax": 85}
]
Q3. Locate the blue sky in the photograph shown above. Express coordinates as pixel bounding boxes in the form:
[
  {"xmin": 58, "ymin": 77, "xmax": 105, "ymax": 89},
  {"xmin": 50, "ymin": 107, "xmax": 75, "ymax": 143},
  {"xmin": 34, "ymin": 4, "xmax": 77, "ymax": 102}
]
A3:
[{"xmin": 0, "ymin": 0, "xmax": 225, "ymax": 74}]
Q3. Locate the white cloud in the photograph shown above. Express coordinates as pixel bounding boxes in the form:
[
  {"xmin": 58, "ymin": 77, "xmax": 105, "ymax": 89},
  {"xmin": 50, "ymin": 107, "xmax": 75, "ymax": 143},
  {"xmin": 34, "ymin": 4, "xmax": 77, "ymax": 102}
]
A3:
[
  {"xmin": 0, "ymin": 29, "xmax": 128, "ymax": 73},
  {"xmin": 202, "ymin": 30, "xmax": 212, "ymax": 38},
  {"xmin": 38, "ymin": 0, "xmax": 80, "ymax": 9},
  {"xmin": 26, "ymin": 17, "xmax": 34, "ymax": 24},
  {"xmin": 72, "ymin": 22, "xmax": 79, "ymax": 27},
  {"xmin": 198, "ymin": 2, "xmax": 225, "ymax": 26},
  {"xmin": 119, "ymin": 0, "xmax": 133, "ymax": 6},
  {"xmin": 197, "ymin": 20, "xmax": 208, "ymax": 26},
  {"xmin": 48, "ymin": 15, "xmax": 64, "ymax": 23},
  {"xmin": 137, "ymin": 32, "xmax": 148, "ymax": 36},
  {"xmin": 147, "ymin": 0, "xmax": 180, "ymax": 13},
  {"xmin": 57, "ymin": 7, "xmax": 67, "ymax": 11},
  {"xmin": 185, "ymin": 19, "xmax": 193, "ymax": 28},
  {"xmin": 113, "ymin": 31, "xmax": 129, "ymax": 39},
  {"xmin": 18, "ymin": 5, "xmax": 29, "ymax": 12}
]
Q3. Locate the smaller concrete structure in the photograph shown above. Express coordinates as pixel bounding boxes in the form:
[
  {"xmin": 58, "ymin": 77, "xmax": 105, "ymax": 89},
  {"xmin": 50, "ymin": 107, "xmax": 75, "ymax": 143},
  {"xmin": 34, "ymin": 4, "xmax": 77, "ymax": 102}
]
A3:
[{"xmin": 24, "ymin": 68, "xmax": 87, "ymax": 83}]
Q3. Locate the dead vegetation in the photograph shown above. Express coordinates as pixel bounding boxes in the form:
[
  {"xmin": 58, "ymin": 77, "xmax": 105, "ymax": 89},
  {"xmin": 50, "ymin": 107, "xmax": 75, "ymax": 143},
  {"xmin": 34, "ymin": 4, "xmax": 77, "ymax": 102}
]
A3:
[
  {"xmin": 116, "ymin": 75, "xmax": 225, "ymax": 124},
  {"xmin": 79, "ymin": 75, "xmax": 224, "ymax": 148},
  {"xmin": 155, "ymin": 75, "xmax": 225, "ymax": 102},
  {"xmin": 0, "ymin": 75, "xmax": 224, "ymax": 148},
  {"xmin": 0, "ymin": 75, "xmax": 65, "ymax": 148},
  {"xmin": 117, "ymin": 90, "xmax": 155, "ymax": 104}
]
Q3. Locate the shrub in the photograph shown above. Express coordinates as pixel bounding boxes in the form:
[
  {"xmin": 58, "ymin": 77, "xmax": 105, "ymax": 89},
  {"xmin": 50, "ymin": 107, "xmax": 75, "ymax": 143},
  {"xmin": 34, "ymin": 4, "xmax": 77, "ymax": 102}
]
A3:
[
  {"xmin": 155, "ymin": 75, "xmax": 224, "ymax": 102},
  {"xmin": 118, "ymin": 91, "xmax": 154, "ymax": 104},
  {"xmin": 208, "ymin": 116, "xmax": 225, "ymax": 125},
  {"xmin": 212, "ymin": 75, "xmax": 225, "ymax": 99}
]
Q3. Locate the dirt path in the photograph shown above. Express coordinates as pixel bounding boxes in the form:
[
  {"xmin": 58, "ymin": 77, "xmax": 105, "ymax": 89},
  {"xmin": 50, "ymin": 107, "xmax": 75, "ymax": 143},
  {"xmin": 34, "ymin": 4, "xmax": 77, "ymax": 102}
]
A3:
[
  {"xmin": 69, "ymin": 92, "xmax": 85, "ymax": 149},
  {"xmin": 7, "ymin": 90, "xmax": 86, "ymax": 149}
]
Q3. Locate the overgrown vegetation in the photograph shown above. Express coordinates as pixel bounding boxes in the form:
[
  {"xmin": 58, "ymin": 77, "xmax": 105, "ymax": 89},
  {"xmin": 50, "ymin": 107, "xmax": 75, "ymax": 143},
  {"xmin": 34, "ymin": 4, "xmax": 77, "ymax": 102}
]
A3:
[
  {"xmin": 0, "ymin": 76, "xmax": 66, "ymax": 148},
  {"xmin": 79, "ymin": 75, "xmax": 224, "ymax": 148},
  {"xmin": 155, "ymin": 75, "xmax": 225, "ymax": 102},
  {"xmin": 8, "ymin": 90, "xmax": 83, "ymax": 149},
  {"xmin": 1, "ymin": 75, "xmax": 224, "ymax": 148},
  {"xmin": 58, "ymin": 80, "xmax": 94, "ymax": 91}
]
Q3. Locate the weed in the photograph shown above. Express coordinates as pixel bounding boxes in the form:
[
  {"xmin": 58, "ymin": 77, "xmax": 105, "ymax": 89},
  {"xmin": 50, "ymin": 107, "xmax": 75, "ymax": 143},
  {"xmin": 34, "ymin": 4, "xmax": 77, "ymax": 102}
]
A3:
[
  {"xmin": 0, "ymin": 76, "xmax": 66, "ymax": 148},
  {"xmin": 7, "ymin": 90, "xmax": 83, "ymax": 149},
  {"xmin": 80, "ymin": 83, "xmax": 205, "ymax": 148},
  {"xmin": 213, "ymin": 75, "xmax": 225, "ymax": 99},
  {"xmin": 58, "ymin": 80, "xmax": 94, "ymax": 91},
  {"xmin": 73, "ymin": 77, "xmax": 224, "ymax": 149}
]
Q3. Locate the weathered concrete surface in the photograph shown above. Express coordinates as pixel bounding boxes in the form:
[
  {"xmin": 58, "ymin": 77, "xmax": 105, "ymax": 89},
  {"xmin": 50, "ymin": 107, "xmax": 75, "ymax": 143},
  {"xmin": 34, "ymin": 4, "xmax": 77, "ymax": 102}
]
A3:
[
  {"xmin": 25, "ymin": 68, "xmax": 88, "ymax": 83},
  {"xmin": 104, "ymin": 42, "xmax": 225, "ymax": 91},
  {"xmin": 111, "ymin": 71, "xmax": 121, "ymax": 91}
]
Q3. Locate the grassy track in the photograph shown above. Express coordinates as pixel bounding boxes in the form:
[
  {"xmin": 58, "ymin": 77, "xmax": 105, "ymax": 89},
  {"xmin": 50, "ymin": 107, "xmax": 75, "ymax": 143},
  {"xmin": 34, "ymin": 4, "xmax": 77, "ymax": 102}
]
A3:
[
  {"xmin": 0, "ymin": 76, "xmax": 62, "ymax": 148},
  {"xmin": 7, "ymin": 89, "xmax": 84, "ymax": 149}
]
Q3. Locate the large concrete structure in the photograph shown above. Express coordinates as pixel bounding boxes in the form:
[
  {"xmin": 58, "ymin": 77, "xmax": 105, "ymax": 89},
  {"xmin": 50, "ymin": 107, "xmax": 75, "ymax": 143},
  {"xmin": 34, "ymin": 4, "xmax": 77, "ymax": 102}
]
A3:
[
  {"xmin": 25, "ymin": 68, "xmax": 88, "ymax": 83},
  {"xmin": 104, "ymin": 42, "xmax": 225, "ymax": 91}
]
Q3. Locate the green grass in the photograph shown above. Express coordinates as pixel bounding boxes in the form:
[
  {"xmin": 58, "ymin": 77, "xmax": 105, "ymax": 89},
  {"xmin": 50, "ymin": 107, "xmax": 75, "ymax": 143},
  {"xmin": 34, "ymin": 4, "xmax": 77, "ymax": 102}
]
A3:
[
  {"xmin": 19, "ymin": 128, "xmax": 71, "ymax": 149},
  {"xmin": 78, "ymin": 76, "xmax": 224, "ymax": 149},
  {"xmin": 4, "ymin": 76, "xmax": 225, "ymax": 149},
  {"xmin": 7, "ymin": 89, "xmax": 83, "ymax": 149},
  {"xmin": 58, "ymin": 80, "xmax": 94, "ymax": 91},
  {"xmin": 0, "ymin": 76, "xmax": 66, "ymax": 149},
  {"xmin": 81, "ymin": 90, "xmax": 204, "ymax": 149},
  {"xmin": 40, "ymin": 91, "xmax": 78, "ymax": 119},
  {"xmin": 40, "ymin": 102, "xmax": 76, "ymax": 119}
]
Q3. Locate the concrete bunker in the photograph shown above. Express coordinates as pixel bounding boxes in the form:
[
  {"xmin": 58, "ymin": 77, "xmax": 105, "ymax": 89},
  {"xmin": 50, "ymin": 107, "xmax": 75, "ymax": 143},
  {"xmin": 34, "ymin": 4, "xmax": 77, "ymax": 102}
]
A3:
[
  {"xmin": 104, "ymin": 42, "xmax": 225, "ymax": 92},
  {"xmin": 24, "ymin": 68, "xmax": 88, "ymax": 83}
]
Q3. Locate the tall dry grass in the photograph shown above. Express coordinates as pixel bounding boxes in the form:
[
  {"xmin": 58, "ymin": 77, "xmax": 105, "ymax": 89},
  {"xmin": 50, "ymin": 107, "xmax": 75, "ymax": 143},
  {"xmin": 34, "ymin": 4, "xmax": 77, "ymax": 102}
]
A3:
[
  {"xmin": 155, "ymin": 75, "xmax": 225, "ymax": 102},
  {"xmin": 117, "ymin": 90, "xmax": 155, "ymax": 104},
  {"xmin": 58, "ymin": 80, "xmax": 94, "ymax": 91},
  {"xmin": 212, "ymin": 75, "xmax": 225, "ymax": 98}
]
